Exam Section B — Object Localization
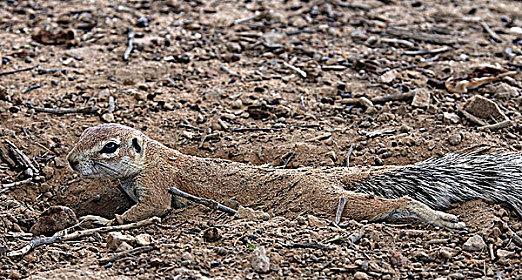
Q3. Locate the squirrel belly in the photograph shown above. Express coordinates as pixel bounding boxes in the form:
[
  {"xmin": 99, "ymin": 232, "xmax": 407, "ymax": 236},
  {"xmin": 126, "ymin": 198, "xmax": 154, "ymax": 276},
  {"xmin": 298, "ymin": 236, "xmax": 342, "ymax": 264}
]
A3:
[{"xmin": 354, "ymin": 153, "xmax": 522, "ymax": 218}]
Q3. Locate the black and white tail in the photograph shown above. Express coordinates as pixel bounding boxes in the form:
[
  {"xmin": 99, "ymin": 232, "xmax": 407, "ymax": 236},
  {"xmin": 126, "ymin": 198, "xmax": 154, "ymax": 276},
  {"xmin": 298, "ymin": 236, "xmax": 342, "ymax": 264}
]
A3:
[{"xmin": 355, "ymin": 153, "xmax": 522, "ymax": 217}]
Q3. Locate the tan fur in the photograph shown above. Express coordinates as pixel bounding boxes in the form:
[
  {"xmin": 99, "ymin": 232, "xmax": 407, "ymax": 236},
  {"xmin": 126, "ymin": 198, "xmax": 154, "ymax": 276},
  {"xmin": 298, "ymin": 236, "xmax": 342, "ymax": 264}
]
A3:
[{"xmin": 67, "ymin": 124, "xmax": 465, "ymax": 228}]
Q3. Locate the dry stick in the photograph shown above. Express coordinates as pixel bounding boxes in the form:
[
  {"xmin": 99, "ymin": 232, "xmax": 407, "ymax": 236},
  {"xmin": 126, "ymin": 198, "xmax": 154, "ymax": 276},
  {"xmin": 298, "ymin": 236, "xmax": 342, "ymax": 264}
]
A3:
[
  {"xmin": 33, "ymin": 106, "xmax": 98, "ymax": 115},
  {"xmin": 0, "ymin": 65, "xmax": 37, "ymax": 76},
  {"xmin": 478, "ymin": 120, "xmax": 513, "ymax": 131},
  {"xmin": 123, "ymin": 28, "xmax": 135, "ymax": 61},
  {"xmin": 282, "ymin": 61, "xmax": 307, "ymax": 78},
  {"xmin": 7, "ymin": 217, "xmax": 160, "ymax": 257},
  {"xmin": 5, "ymin": 140, "xmax": 40, "ymax": 176},
  {"xmin": 458, "ymin": 109, "xmax": 487, "ymax": 126},
  {"xmin": 334, "ymin": 196, "xmax": 347, "ymax": 225},
  {"xmin": 480, "ymin": 22, "xmax": 503, "ymax": 43},
  {"xmin": 343, "ymin": 144, "xmax": 355, "ymax": 167},
  {"xmin": 108, "ymin": 96, "xmax": 116, "ymax": 114},
  {"xmin": 403, "ymin": 46, "xmax": 451, "ymax": 55},
  {"xmin": 0, "ymin": 177, "xmax": 33, "ymax": 194},
  {"xmin": 371, "ymin": 92, "xmax": 414, "ymax": 103},
  {"xmin": 169, "ymin": 187, "xmax": 237, "ymax": 215},
  {"xmin": 99, "ymin": 245, "xmax": 156, "ymax": 265}
]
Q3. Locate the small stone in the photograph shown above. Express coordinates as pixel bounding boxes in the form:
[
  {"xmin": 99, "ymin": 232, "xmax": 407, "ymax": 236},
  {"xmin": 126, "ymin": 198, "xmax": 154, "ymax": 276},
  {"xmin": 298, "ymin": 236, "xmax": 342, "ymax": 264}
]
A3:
[
  {"xmin": 307, "ymin": 214, "xmax": 327, "ymax": 228},
  {"xmin": 30, "ymin": 206, "xmax": 78, "ymax": 236},
  {"xmin": 42, "ymin": 165, "xmax": 55, "ymax": 179},
  {"xmin": 464, "ymin": 95, "xmax": 506, "ymax": 120},
  {"xmin": 53, "ymin": 157, "xmax": 67, "ymax": 168},
  {"xmin": 135, "ymin": 233, "xmax": 153, "ymax": 246},
  {"xmin": 106, "ymin": 232, "xmax": 136, "ymax": 251},
  {"xmin": 411, "ymin": 88, "xmax": 430, "ymax": 108},
  {"xmin": 381, "ymin": 69, "xmax": 399, "ymax": 83},
  {"xmin": 236, "ymin": 206, "xmax": 270, "ymax": 221},
  {"xmin": 438, "ymin": 247, "xmax": 454, "ymax": 259},
  {"xmin": 354, "ymin": 271, "xmax": 370, "ymax": 280},
  {"xmin": 227, "ymin": 42, "xmax": 242, "ymax": 53},
  {"xmin": 449, "ymin": 272, "xmax": 465, "ymax": 280},
  {"xmin": 203, "ymin": 227, "xmax": 221, "ymax": 242},
  {"xmin": 463, "ymin": 234, "xmax": 486, "ymax": 252},
  {"xmin": 231, "ymin": 99, "xmax": 243, "ymax": 109},
  {"xmin": 136, "ymin": 16, "xmax": 149, "ymax": 28},
  {"xmin": 443, "ymin": 112, "xmax": 460, "ymax": 124},
  {"xmin": 117, "ymin": 241, "xmax": 133, "ymax": 252},
  {"xmin": 448, "ymin": 133, "xmax": 462, "ymax": 146},
  {"xmin": 251, "ymin": 246, "xmax": 270, "ymax": 273},
  {"xmin": 101, "ymin": 113, "xmax": 115, "ymax": 122},
  {"xmin": 181, "ymin": 251, "xmax": 194, "ymax": 261},
  {"xmin": 496, "ymin": 249, "xmax": 514, "ymax": 259}
]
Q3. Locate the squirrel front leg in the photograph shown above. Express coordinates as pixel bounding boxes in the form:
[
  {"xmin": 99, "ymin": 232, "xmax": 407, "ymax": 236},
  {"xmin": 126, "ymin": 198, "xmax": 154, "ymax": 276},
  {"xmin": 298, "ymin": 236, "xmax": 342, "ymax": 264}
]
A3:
[
  {"xmin": 115, "ymin": 183, "xmax": 170, "ymax": 223},
  {"xmin": 338, "ymin": 191, "xmax": 466, "ymax": 229}
]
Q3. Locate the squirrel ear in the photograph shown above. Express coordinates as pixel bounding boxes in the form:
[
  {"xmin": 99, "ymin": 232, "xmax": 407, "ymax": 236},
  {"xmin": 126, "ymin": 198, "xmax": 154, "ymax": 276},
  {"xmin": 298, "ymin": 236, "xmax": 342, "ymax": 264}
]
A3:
[{"xmin": 131, "ymin": 137, "xmax": 142, "ymax": 154}]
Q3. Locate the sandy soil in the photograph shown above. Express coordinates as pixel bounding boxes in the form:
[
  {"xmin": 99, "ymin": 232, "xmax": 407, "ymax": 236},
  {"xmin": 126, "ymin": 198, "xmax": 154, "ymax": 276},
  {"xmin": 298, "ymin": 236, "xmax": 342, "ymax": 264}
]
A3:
[{"xmin": 0, "ymin": 0, "xmax": 521, "ymax": 279}]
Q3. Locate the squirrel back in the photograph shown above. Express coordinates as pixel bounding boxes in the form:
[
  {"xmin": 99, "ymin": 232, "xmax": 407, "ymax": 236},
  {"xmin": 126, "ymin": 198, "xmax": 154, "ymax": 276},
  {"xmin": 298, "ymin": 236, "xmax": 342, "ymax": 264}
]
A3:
[{"xmin": 355, "ymin": 153, "xmax": 522, "ymax": 217}]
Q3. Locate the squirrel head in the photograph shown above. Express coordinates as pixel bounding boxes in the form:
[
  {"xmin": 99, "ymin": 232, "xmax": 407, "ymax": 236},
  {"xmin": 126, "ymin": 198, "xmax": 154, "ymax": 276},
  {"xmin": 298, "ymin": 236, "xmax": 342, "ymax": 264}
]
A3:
[{"xmin": 67, "ymin": 123, "xmax": 147, "ymax": 179}]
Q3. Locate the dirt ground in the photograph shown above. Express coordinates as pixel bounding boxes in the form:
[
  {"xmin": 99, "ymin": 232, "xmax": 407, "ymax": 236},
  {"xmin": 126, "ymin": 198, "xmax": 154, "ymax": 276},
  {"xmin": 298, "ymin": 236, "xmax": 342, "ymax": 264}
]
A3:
[{"xmin": 1, "ymin": 0, "xmax": 521, "ymax": 279}]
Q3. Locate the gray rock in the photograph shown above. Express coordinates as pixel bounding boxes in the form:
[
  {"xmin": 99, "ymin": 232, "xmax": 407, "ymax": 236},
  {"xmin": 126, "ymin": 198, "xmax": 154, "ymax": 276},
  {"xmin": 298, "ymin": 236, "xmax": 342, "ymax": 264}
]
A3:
[
  {"xmin": 251, "ymin": 246, "xmax": 270, "ymax": 273},
  {"xmin": 462, "ymin": 234, "xmax": 486, "ymax": 251}
]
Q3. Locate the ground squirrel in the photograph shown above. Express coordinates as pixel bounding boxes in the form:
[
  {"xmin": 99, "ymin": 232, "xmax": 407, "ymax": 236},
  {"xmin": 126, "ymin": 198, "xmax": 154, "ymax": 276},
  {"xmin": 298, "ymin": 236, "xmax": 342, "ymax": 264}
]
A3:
[{"xmin": 67, "ymin": 123, "xmax": 522, "ymax": 228}]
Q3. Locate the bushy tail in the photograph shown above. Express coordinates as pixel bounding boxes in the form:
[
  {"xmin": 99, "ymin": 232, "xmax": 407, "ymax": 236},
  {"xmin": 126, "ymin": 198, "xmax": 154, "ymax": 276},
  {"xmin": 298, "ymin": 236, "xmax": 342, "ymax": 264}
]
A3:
[{"xmin": 355, "ymin": 153, "xmax": 522, "ymax": 217}]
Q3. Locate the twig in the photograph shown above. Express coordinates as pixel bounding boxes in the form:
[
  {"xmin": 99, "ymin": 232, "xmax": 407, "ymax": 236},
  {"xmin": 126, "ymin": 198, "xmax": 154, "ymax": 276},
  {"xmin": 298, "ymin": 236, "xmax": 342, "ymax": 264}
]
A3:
[
  {"xmin": 371, "ymin": 92, "xmax": 414, "ymax": 103},
  {"xmin": 335, "ymin": 196, "xmax": 347, "ymax": 225},
  {"xmin": 0, "ymin": 177, "xmax": 34, "ymax": 194},
  {"xmin": 108, "ymin": 96, "xmax": 116, "ymax": 114},
  {"xmin": 233, "ymin": 11, "xmax": 262, "ymax": 25},
  {"xmin": 123, "ymin": 28, "xmax": 135, "ymax": 61},
  {"xmin": 458, "ymin": 108, "xmax": 487, "ymax": 126},
  {"xmin": 99, "ymin": 245, "xmax": 156, "ymax": 265},
  {"xmin": 403, "ymin": 46, "xmax": 451, "ymax": 55},
  {"xmin": 32, "ymin": 106, "xmax": 98, "ymax": 115},
  {"xmin": 477, "ymin": 120, "xmax": 513, "ymax": 131},
  {"xmin": 220, "ymin": 64, "xmax": 240, "ymax": 77},
  {"xmin": 169, "ymin": 187, "xmax": 237, "ymax": 215},
  {"xmin": 7, "ymin": 217, "xmax": 160, "ymax": 257},
  {"xmin": 22, "ymin": 84, "xmax": 42, "ymax": 94},
  {"xmin": 5, "ymin": 140, "xmax": 40, "ymax": 176},
  {"xmin": 381, "ymin": 38, "xmax": 415, "ymax": 48},
  {"xmin": 282, "ymin": 61, "xmax": 307, "ymax": 78},
  {"xmin": 0, "ymin": 65, "xmax": 37, "ymax": 77},
  {"xmin": 343, "ymin": 144, "xmax": 355, "ymax": 167},
  {"xmin": 386, "ymin": 27, "xmax": 459, "ymax": 45},
  {"xmin": 480, "ymin": 22, "xmax": 503, "ymax": 43}
]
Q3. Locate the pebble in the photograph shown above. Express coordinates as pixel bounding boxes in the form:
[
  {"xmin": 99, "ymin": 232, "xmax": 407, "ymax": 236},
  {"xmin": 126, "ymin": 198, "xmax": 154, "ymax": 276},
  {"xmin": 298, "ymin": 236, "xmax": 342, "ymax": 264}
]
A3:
[
  {"xmin": 464, "ymin": 95, "xmax": 506, "ymax": 120},
  {"xmin": 411, "ymin": 88, "xmax": 430, "ymax": 108},
  {"xmin": 438, "ymin": 247, "xmax": 454, "ymax": 259},
  {"xmin": 106, "ymin": 232, "xmax": 136, "ymax": 251},
  {"xmin": 353, "ymin": 271, "xmax": 370, "ymax": 280},
  {"xmin": 117, "ymin": 241, "xmax": 133, "ymax": 252},
  {"xmin": 236, "ymin": 206, "xmax": 270, "ymax": 221},
  {"xmin": 307, "ymin": 214, "xmax": 327, "ymax": 228},
  {"xmin": 203, "ymin": 227, "xmax": 221, "ymax": 242},
  {"xmin": 462, "ymin": 234, "xmax": 486, "ymax": 252},
  {"xmin": 135, "ymin": 233, "xmax": 153, "ymax": 246},
  {"xmin": 251, "ymin": 246, "xmax": 270, "ymax": 273},
  {"xmin": 30, "ymin": 206, "xmax": 78, "ymax": 236},
  {"xmin": 443, "ymin": 112, "xmax": 460, "ymax": 124},
  {"xmin": 496, "ymin": 249, "xmax": 514, "ymax": 259},
  {"xmin": 448, "ymin": 133, "xmax": 462, "ymax": 146}
]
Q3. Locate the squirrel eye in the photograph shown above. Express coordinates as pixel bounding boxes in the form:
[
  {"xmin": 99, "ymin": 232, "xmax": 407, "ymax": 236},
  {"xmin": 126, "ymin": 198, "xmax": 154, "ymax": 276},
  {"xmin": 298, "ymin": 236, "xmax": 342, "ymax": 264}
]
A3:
[{"xmin": 100, "ymin": 142, "xmax": 119, "ymax": 154}]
